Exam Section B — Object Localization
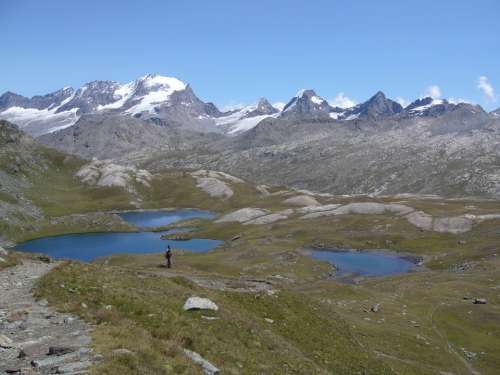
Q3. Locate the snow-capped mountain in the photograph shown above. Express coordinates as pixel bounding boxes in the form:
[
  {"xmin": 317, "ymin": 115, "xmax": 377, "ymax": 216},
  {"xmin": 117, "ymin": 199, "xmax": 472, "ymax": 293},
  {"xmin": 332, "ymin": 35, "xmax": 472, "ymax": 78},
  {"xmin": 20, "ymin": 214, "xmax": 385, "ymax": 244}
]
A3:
[
  {"xmin": 215, "ymin": 98, "xmax": 279, "ymax": 134},
  {"xmin": 0, "ymin": 74, "xmax": 218, "ymax": 136},
  {"xmin": 1, "ymin": 74, "xmax": 495, "ymax": 139}
]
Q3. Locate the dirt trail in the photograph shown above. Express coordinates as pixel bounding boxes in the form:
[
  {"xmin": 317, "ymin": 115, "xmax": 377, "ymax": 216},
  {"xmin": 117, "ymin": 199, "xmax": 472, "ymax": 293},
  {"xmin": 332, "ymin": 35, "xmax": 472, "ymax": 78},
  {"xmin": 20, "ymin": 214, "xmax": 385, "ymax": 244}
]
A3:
[{"xmin": 0, "ymin": 261, "xmax": 99, "ymax": 374}]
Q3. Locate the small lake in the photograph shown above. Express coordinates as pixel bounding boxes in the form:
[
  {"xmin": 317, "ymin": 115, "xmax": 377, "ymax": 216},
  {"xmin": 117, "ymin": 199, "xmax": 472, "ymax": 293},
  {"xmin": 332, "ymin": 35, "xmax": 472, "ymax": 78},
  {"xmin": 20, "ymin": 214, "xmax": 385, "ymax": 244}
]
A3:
[
  {"xmin": 117, "ymin": 209, "xmax": 216, "ymax": 228},
  {"xmin": 310, "ymin": 249, "xmax": 416, "ymax": 278},
  {"xmin": 16, "ymin": 230, "xmax": 222, "ymax": 262}
]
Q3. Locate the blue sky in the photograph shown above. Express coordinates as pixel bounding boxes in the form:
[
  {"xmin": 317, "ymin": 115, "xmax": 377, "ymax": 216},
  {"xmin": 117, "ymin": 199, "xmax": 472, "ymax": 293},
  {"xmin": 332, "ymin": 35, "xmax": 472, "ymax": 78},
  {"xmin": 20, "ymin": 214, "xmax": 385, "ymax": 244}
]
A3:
[{"xmin": 1, "ymin": 0, "xmax": 499, "ymax": 110}]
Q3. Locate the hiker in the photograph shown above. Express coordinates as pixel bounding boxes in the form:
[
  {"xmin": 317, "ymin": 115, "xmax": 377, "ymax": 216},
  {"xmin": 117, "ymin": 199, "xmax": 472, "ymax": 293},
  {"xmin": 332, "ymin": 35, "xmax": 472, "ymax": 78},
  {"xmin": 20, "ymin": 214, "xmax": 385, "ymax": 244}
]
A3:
[{"xmin": 165, "ymin": 245, "xmax": 172, "ymax": 268}]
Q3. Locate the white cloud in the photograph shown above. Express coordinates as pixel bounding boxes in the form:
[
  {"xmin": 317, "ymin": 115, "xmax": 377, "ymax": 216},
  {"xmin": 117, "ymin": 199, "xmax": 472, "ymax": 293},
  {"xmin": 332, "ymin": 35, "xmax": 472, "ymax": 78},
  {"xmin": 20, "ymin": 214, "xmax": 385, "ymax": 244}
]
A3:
[
  {"xmin": 329, "ymin": 92, "xmax": 356, "ymax": 108},
  {"xmin": 424, "ymin": 85, "xmax": 441, "ymax": 99},
  {"xmin": 396, "ymin": 97, "xmax": 410, "ymax": 108},
  {"xmin": 273, "ymin": 102, "xmax": 286, "ymax": 111},
  {"xmin": 477, "ymin": 76, "xmax": 496, "ymax": 101}
]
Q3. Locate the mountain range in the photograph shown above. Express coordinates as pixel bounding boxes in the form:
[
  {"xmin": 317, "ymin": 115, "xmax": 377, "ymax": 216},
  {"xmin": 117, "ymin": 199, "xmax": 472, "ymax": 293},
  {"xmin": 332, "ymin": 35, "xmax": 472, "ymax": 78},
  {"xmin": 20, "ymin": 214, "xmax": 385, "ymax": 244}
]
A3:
[{"xmin": 1, "ymin": 74, "xmax": 500, "ymax": 198}]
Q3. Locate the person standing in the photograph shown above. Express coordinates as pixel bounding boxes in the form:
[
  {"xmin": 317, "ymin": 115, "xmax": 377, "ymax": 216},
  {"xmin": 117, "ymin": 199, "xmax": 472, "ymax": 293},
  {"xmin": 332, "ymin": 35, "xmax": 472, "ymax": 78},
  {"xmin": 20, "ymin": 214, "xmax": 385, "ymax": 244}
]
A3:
[{"xmin": 165, "ymin": 245, "xmax": 172, "ymax": 268}]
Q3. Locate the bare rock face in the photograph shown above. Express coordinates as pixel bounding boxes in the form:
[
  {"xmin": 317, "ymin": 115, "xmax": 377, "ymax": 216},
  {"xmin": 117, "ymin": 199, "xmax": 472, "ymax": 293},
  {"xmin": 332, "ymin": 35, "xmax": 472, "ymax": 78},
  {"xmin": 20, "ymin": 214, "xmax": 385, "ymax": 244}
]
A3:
[
  {"xmin": 405, "ymin": 211, "xmax": 434, "ymax": 231},
  {"xmin": 75, "ymin": 159, "xmax": 152, "ymax": 192},
  {"xmin": 190, "ymin": 170, "xmax": 245, "ymax": 200},
  {"xmin": 405, "ymin": 211, "xmax": 475, "ymax": 233},
  {"xmin": 195, "ymin": 177, "xmax": 233, "ymax": 199},
  {"xmin": 433, "ymin": 216, "xmax": 473, "ymax": 234},
  {"xmin": 244, "ymin": 209, "xmax": 294, "ymax": 225},
  {"xmin": 216, "ymin": 208, "xmax": 269, "ymax": 223},
  {"xmin": 332, "ymin": 203, "xmax": 414, "ymax": 216},
  {"xmin": 301, "ymin": 202, "xmax": 414, "ymax": 219},
  {"xmin": 283, "ymin": 195, "xmax": 319, "ymax": 207}
]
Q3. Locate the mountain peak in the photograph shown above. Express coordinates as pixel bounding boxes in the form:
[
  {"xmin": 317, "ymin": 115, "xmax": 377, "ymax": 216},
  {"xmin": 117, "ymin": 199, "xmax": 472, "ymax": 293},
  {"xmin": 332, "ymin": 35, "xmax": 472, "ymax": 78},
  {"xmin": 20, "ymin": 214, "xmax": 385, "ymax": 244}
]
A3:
[
  {"xmin": 255, "ymin": 98, "xmax": 279, "ymax": 115},
  {"xmin": 138, "ymin": 74, "xmax": 187, "ymax": 91},
  {"xmin": 371, "ymin": 91, "xmax": 386, "ymax": 100},
  {"xmin": 281, "ymin": 89, "xmax": 331, "ymax": 118},
  {"xmin": 339, "ymin": 91, "xmax": 402, "ymax": 120}
]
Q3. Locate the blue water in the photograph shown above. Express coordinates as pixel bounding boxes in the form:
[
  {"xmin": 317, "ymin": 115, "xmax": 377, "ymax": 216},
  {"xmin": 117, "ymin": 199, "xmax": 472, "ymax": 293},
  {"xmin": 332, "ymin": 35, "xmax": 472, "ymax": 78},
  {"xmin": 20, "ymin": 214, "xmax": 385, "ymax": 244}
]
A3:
[
  {"xmin": 16, "ymin": 230, "xmax": 222, "ymax": 262},
  {"xmin": 310, "ymin": 250, "xmax": 415, "ymax": 278},
  {"xmin": 118, "ymin": 209, "xmax": 216, "ymax": 228}
]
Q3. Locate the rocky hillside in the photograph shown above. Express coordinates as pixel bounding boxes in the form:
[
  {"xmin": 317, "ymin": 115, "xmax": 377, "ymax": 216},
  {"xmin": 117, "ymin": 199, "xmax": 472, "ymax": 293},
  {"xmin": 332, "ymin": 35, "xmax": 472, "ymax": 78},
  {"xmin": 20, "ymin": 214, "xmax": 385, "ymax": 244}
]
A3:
[
  {"xmin": 38, "ymin": 113, "xmax": 223, "ymax": 162},
  {"xmin": 0, "ymin": 120, "xmax": 145, "ymax": 243},
  {"xmin": 145, "ymin": 106, "xmax": 500, "ymax": 198},
  {"xmin": 0, "ymin": 120, "xmax": 54, "ymax": 241}
]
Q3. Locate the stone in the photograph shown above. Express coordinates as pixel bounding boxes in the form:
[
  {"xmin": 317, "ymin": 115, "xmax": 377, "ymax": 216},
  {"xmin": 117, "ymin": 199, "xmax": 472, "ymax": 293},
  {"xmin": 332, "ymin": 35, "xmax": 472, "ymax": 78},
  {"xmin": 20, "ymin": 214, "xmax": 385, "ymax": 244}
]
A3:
[
  {"xmin": 371, "ymin": 304, "xmax": 381, "ymax": 313},
  {"xmin": 201, "ymin": 315, "xmax": 219, "ymax": 321},
  {"xmin": 48, "ymin": 346, "xmax": 76, "ymax": 356},
  {"xmin": 473, "ymin": 298, "xmax": 487, "ymax": 304},
  {"xmin": 183, "ymin": 297, "xmax": 219, "ymax": 311},
  {"xmin": 0, "ymin": 246, "xmax": 8, "ymax": 256},
  {"xmin": 283, "ymin": 195, "xmax": 319, "ymax": 207},
  {"xmin": 31, "ymin": 351, "xmax": 80, "ymax": 368},
  {"xmin": 112, "ymin": 348, "xmax": 134, "ymax": 356},
  {"xmin": 184, "ymin": 349, "xmax": 220, "ymax": 375},
  {"xmin": 0, "ymin": 334, "xmax": 13, "ymax": 347},
  {"xmin": 265, "ymin": 318, "xmax": 274, "ymax": 324}
]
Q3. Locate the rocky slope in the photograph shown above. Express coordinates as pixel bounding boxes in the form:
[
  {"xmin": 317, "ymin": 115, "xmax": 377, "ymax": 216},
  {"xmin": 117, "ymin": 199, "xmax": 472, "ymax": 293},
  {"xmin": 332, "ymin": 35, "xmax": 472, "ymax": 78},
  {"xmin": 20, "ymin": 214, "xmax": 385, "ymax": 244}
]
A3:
[
  {"xmin": 146, "ymin": 105, "xmax": 500, "ymax": 198},
  {"xmin": 38, "ymin": 113, "xmax": 224, "ymax": 162}
]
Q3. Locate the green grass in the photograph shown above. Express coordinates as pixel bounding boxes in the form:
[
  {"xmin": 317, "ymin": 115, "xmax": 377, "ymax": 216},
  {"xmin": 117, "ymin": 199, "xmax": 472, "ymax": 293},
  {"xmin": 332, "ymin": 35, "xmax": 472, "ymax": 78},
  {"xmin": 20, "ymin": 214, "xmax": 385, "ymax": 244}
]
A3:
[{"xmin": 36, "ymin": 261, "xmax": 392, "ymax": 374}]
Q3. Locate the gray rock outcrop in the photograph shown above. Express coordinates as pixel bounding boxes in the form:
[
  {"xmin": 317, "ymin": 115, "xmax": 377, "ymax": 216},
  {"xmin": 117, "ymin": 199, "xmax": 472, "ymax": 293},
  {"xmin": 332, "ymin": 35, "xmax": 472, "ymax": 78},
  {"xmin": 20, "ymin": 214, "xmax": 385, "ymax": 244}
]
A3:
[
  {"xmin": 76, "ymin": 159, "xmax": 152, "ymax": 192},
  {"xmin": 216, "ymin": 208, "xmax": 269, "ymax": 223}
]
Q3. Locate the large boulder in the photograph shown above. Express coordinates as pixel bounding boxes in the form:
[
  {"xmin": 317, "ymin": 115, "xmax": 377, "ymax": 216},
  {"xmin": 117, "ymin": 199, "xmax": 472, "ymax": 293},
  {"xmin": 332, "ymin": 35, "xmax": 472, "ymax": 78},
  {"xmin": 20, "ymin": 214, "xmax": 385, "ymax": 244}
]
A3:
[{"xmin": 183, "ymin": 297, "xmax": 219, "ymax": 311}]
